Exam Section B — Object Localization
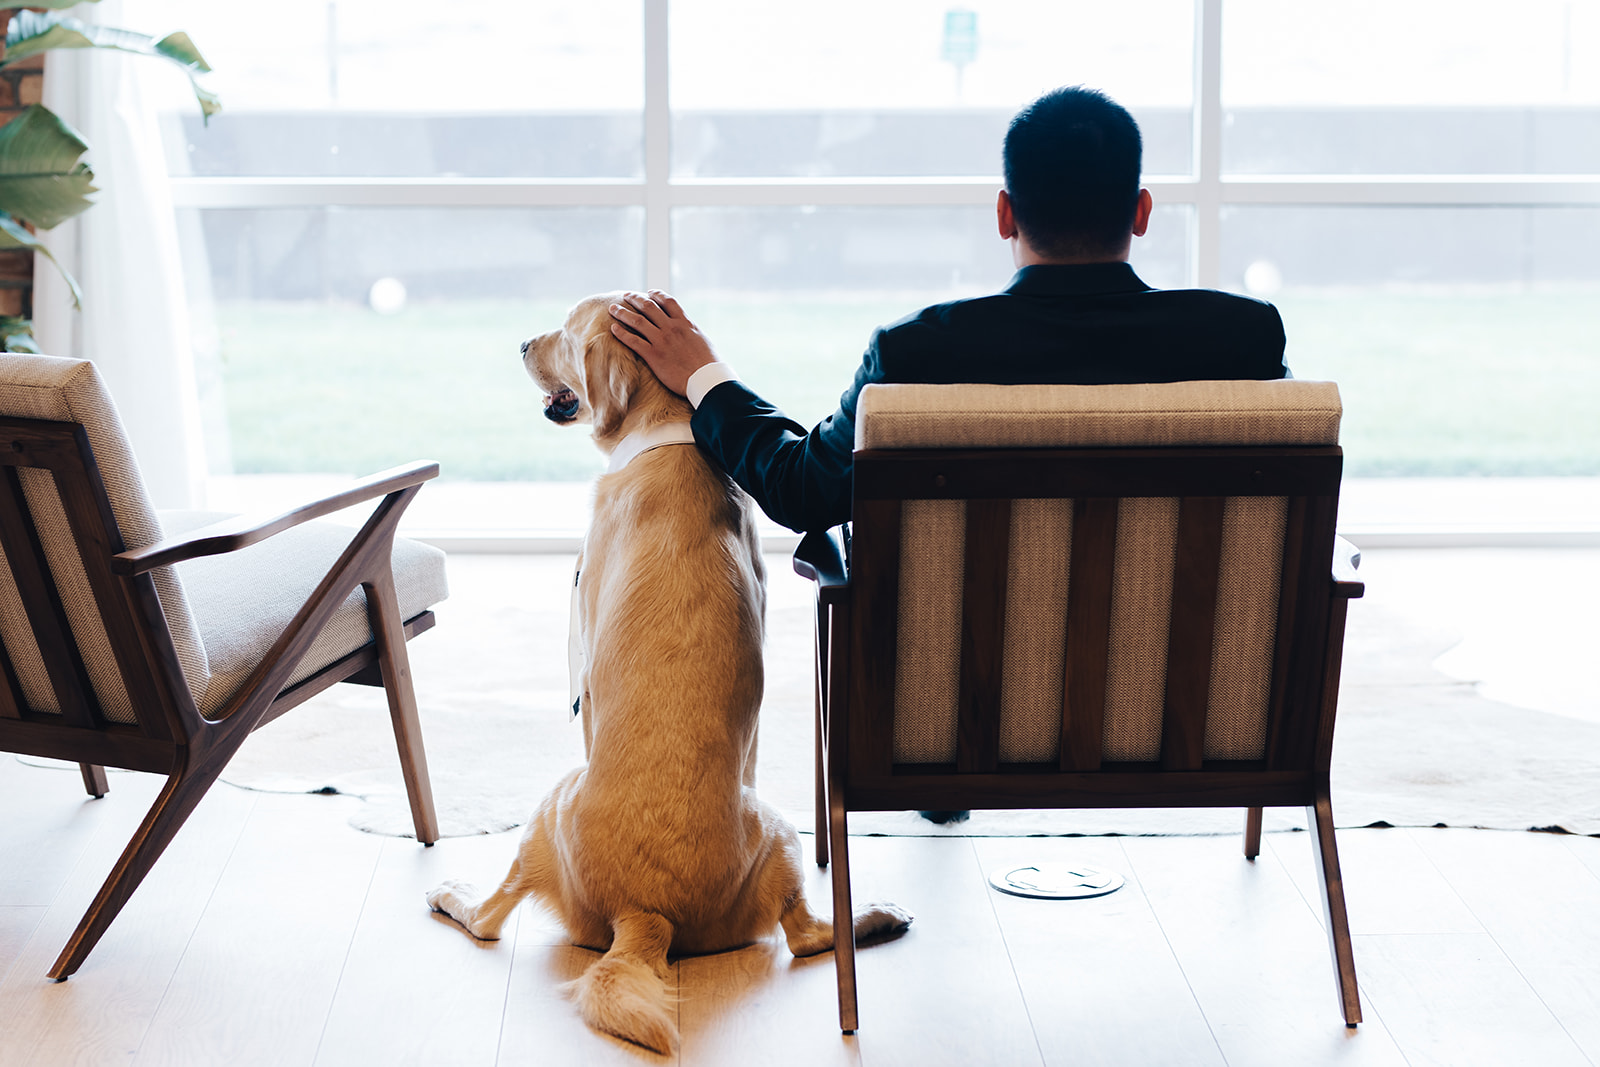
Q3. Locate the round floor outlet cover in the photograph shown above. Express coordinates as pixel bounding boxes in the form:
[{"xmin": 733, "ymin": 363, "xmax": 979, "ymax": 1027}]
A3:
[{"xmin": 988, "ymin": 863, "xmax": 1125, "ymax": 899}]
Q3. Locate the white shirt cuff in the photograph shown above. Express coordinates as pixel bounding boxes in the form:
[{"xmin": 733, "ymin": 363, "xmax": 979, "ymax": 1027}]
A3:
[{"xmin": 685, "ymin": 362, "xmax": 740, "ymax": 408}]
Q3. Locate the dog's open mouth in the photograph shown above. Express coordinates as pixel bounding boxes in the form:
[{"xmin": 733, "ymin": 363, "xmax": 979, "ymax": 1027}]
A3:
[{"xmin": 544, "ymin": 388, "xmax": 581, "ymax": 423}]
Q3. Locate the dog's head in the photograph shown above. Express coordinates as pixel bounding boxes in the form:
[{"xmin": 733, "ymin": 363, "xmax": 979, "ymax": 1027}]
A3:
[{"xmin": 521, "ymin": 293, "xmax": 656, "ymax": 443}]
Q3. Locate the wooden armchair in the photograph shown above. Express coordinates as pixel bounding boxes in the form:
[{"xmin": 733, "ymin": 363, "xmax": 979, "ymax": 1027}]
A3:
[
  {"xmin": 794, "ymin": 379, "xmax": 1364, "ymax": 1033},
  {"xmin": 0, "ymin": 355, "xmax": 447, "ymax": 979}
]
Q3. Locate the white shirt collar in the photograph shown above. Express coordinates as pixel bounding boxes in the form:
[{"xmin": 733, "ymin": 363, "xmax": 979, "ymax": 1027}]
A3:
[{"xmin": 606, "ymin": 421, "xmax": 697, "ymax": 473}]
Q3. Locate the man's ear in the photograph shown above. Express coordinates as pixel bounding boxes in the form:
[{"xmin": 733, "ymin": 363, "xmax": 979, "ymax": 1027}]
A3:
[
  {"xmin": 583, "ymin": 330, "xmax": 641, "ymax": 439},
  {"xmin": 1131, "ymin": 188, "xmax": 1153, "ymax": 238},
  {"xmin": 997, "ymin": 188, "xmax": 1018, "ymax": 240}
]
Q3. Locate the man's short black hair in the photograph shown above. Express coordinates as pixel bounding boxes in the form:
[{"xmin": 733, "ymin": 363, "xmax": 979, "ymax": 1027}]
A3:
[{"xmin": 1003, "ymin": 86, "xmax": 1143, "ymax": 259}]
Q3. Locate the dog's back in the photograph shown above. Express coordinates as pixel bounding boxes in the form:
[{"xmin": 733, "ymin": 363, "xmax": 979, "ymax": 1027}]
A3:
[{"xmin": 563, "ymin": 442, "xmax": 769, "ymax": 927}]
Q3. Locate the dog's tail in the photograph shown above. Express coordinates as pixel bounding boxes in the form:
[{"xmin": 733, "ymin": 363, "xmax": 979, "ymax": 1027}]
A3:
[{"xmin": 565, "ymin": 911, "xmax": 677, "ymax": 1054}]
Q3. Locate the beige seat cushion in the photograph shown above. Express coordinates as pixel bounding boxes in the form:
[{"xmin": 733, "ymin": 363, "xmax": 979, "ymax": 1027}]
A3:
[
  {"xmin": 0, "ymin": 355, "xmax": 209, "ymax": 723},
  {"xmin": 160, "ymin": 511, "xmax": 448, "ymax": 718},
  {"xmin": 857, "ymin": 380, "xmax": 1342, "ymax": 766}
]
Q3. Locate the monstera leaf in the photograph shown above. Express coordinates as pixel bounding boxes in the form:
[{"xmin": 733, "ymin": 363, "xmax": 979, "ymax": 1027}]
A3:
[
  {"xmin": 3, "ymin": 9, "xmax": 219, "ymax": 122},
  {"xmin": 0, "ymin": 106, "xmax": 94, "ymax": 310},
  {"xmin": 0, "ymin": 104, "xmax": 96, "ymax": 230}
]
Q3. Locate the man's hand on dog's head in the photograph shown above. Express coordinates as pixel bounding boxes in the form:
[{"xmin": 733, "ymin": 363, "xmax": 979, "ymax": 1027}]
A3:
[{"xmin": 609, "ymin": 290, "xmax": 719, "ymax": 398}]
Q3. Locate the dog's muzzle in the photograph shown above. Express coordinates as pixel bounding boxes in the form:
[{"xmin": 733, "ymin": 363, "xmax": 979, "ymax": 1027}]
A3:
[{"xmin": 544, "ymin": 388, "xmax": 581, "ymax": 423}]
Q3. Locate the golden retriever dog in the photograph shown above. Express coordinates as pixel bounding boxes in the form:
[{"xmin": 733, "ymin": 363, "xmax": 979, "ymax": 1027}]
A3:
[{"xmin": 426, "ymin": 294, "xmax": 910, "ymax": 1054}]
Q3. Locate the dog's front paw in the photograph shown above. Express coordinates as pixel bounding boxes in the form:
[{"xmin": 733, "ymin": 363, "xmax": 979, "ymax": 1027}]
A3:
[{"xmin": 853, "ymin": 901, "xmax": 913, "ymax": 942}]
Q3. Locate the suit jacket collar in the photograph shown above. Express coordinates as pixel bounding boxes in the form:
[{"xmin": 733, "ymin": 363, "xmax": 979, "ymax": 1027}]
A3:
[{"xmin": 1005, "ymin": 261, "xmax": 1152, "ymax": 297}]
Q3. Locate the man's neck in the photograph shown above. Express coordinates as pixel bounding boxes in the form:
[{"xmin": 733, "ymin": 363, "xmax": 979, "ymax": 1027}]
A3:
[{"xmin": 1012, "ymin": 240, "xmax": 1131, "ymax": 269}]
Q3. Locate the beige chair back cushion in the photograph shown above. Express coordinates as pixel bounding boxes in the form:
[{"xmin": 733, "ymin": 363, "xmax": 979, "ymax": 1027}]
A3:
[
  {"xmin": 857, "ymin": 380, "xmax": 1341, "ymax": 765},
  {"xmin": 0, "ymin": 355, "xmax": 210, "ymax": 723}
]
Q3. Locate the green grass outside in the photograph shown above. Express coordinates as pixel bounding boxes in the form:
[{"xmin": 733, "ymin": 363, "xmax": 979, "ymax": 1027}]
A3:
[
  {"xmin": 1275, "ymin": 289, "xmax": 1600, "ymax": 476},
  {"xmin": 214, "ymin": 288, "xmax": 1600, "ymax": 481}
]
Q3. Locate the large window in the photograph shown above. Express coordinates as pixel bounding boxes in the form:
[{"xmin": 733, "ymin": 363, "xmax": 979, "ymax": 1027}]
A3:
[{"xmin": 144, "ymin": 0, "xmax": 1600, "ymax": 493}]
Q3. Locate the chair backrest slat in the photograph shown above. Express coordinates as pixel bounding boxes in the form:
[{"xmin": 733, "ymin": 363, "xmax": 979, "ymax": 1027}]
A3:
[
  {"xmin": 1160, "ymin": 495, "xmax": 1226, "ymax": 770},
  {"xmin": 1060, "ymin": 496, "xmax": 1116, "ymax": 771},
  {"xmin": 1103, "ymin": 495, "xmax": 1178, "ymax": 761},
  {"xmin": 1266, "ymin": 491, "xmax": 1338, "ymax": 770},
  {"xmin": 1263, "ymin": 496, "xmax": 1308, "ymax": 769},
  {"xmin": 50, "ymin": 440, "xmax": 177, "ymax": 740},
  {"xmin": 997, "ymin": 498, "xmax": 1072, "ymax": 763},
  {"xmin": 0, "ymin": 463, "xmax": 102, "ymax": 728},
  {"xmin": 893, "ymin": 499, "xmax": 964, "ymax": 763},
  {"xmin": 1204, "ymin": 495, "xmax": 1289, "ymax": 759},
  {"xmin": 955, "ymin": 499, "xmax": 1008, "ymax": 773}
]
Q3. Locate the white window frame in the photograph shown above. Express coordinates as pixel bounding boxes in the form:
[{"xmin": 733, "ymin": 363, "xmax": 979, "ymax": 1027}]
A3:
[
  {"xmin": 175, "ymin": 0, "xmax": 1600, "ymax": 549},
  {"xmin": 167, "ymin": 0, "xmax": 1600, "ymax": 290}
]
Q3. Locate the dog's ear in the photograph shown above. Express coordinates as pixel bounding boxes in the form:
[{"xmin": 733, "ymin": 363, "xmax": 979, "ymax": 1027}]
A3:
[{"xmin": 582, "ymin": 327, "xmax": 644, "ymax": 439}]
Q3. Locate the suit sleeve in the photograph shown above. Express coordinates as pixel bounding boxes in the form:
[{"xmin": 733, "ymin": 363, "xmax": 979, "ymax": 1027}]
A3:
[
  {"xmin": 1263, "ymin": 302, "xmax": 1291, "ymax": 379},
  {"xmin": 689, "ymin": 336, "xmax": 886, "ymax": 534}
]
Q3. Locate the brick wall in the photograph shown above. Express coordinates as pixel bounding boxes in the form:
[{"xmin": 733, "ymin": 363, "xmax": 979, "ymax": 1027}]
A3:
[{"xmin": 0, "ymin": 14, "xmax": 42, "ymax": 321}]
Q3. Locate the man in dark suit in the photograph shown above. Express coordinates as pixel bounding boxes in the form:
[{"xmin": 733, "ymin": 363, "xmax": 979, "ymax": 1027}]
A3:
[
  {"xmin": 608, "ymin": 86, "xmax": 1288, "ymax": 822},
  {"xmin": 607, "ymin": 85, "xmax": 1288, "ymax": 537}
]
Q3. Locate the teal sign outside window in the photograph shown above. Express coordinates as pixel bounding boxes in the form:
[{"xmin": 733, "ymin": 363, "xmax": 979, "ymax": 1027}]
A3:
[{"xmin": 941, "ymin": 9, "xmax": 978, "ymax": 67}]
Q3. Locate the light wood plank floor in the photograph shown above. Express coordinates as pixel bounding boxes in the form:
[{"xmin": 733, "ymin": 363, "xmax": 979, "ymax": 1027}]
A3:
[{"xmin": 2, "ymin": 755, "xmax": 1597, "ymax": 1067}]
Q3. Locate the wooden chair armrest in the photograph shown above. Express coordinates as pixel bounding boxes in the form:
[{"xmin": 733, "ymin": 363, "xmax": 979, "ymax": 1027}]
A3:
[
  {"xmin": 112, "ymin": 461, "xmax": 441, "ymax": 576},
  {"xmin": 793, "ymin": 528, "xmax": 850, "ymax": 604},
  {"xmin": 1332, "ymin": 534, "xmax": 1364, "ymax": 599}
]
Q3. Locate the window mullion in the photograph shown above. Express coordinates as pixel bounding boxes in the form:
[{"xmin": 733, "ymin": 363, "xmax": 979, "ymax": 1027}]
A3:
[
  {"xmin": 644, "ymin": 0, "xmax": 671, "ymax": 290},
  {"xmin": 1193, "ymin": 0, "xmax": 1224, "ymax": 289}
]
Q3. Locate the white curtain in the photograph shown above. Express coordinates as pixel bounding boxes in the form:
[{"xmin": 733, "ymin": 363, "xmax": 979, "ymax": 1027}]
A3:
[{"xmin": 34, "ymin": 0, "xmax": 206, "ymax": 509}]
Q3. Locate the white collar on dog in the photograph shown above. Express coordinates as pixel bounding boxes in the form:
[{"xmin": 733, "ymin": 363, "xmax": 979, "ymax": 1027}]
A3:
[{"xmin": 606, "ymin": 421, "xmax": 697, "ymax": 473}]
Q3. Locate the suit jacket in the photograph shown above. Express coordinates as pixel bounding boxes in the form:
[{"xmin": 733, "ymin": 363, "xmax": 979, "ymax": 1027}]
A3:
[{"xmin": 691, "ymin": 262, "xmax": 1289, "ymax": 533}]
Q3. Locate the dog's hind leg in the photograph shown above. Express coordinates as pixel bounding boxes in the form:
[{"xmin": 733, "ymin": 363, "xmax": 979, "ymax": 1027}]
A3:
[
  {"xmin": 427, "ymin": 866, "xmax": 528, "ymax": 942},
  {"xmin": 754, "ymin": 820, "xmax": 913, "ymax": 958},
  {"xmin": 762, "ymin": 825, "xmax": 840, "ymax": 958},
  {"xmin": 769, "ymin": 838, "xmax": 913, "ymax": 957},
  {"xmin": 778, "ymin": 891, "xmax": 836, "ymax": 958},
  {"xmin": 427, "ymin": 818, "xmax": 557, "ymax": 941},
  {"xmin": 781, "ymin": 889, "xmax": 915, "ymax": 957}
]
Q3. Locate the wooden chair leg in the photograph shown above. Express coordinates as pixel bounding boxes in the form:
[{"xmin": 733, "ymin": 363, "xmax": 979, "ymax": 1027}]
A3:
[
  {"xmin": 1243, "ymin": 806, "xmax": 1263, "ymax": 859},
  {"xmin": 79, "ymin": 763, "xmax": 108, "ymax": 798},
  {"xmin": 829, "ymin": 802, "xmax": 858, "ymax": 1033},
  {"xmin": 50, "ymin": 762, "xmax": 221, "ymax": 979},
  {"xmin": 366, "ymin": 571, "xmax": 439, "ymax": 845},
  {"xmin": 1307, "ymin": 792, "xmax": 1361, "ymax": 1027}
]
